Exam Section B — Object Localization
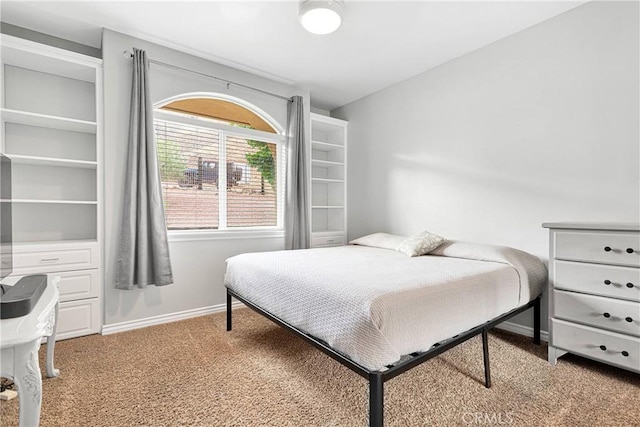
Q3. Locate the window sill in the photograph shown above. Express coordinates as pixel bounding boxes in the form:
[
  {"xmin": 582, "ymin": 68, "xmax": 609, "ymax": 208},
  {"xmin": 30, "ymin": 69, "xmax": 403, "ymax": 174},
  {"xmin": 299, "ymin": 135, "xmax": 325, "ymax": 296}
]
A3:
[{"xmin": 168, "ymin": 229, "xmax": 285, "ymax": 243}]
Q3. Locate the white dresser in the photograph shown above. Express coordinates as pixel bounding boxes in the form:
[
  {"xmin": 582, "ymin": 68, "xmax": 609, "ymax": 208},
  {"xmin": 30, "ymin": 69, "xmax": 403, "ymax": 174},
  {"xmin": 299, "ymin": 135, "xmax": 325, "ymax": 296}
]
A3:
[{"xmin": 543, "ymin": 222, "xmax": 640, "ymax": 373}]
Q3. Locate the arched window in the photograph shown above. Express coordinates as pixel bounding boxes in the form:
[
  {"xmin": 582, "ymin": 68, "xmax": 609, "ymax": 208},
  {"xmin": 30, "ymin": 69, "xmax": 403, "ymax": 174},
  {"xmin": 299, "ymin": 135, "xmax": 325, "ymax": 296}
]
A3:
[{"xmin": 154, "ymin": 95, "xmax": 285, "ymax": 232}]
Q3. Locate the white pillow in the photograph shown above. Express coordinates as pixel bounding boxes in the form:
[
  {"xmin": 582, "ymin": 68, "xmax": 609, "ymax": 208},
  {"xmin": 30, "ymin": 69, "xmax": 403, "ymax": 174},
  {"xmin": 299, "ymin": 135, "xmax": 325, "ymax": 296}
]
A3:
[
  {"xmin": 349, "ymin": 233, "xmax": 406, "ymax": 251},
  {"xmin": 396, "ymin": 230, "xmax": 445, "ymax": 257}
]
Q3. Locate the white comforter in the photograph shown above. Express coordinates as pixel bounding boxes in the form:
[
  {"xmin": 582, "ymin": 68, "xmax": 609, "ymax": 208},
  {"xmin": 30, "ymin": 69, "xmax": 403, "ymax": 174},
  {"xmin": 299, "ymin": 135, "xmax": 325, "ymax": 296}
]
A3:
[{"xmin": 224, "ymin": 241, "xmax": 546, "ymax": 371}]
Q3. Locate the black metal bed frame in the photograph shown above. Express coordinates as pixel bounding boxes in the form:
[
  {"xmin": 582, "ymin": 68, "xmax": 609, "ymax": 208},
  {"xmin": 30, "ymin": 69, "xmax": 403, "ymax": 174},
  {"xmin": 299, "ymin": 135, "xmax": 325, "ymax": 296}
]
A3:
[{"xmin": 226, "ymin": 288, "xmax": 541, "ymax": 427}]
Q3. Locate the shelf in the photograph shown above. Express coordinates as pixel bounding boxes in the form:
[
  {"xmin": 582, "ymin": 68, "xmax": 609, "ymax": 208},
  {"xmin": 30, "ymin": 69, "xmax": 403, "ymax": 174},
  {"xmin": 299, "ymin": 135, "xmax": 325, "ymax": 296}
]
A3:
[
  {"xmin": 311, "ymin": 115, "xmax": 348, "ymax": 131},
  {"xmin": 312, "ymin": 230, "xmax": 345, "ymax": 236},
  {"xmin": 1, "ymin": 36, "xmax": 100, "ymax": 83},
  {"xmin": 310, "ymin": 113, "xmax": 347, "ymax": 244},
  {"xmin": 312, "ymin": 141, "xmax": 344, "ymax": 151},
  {"xmin": 8, "ymin": 154, "xmax": 97, "ymax": 169},
  {"xmin": 312, "ymin": 159, "xmax": 344, "ymax": 167},
  {"xmin": 13, "ymin": 239, "xmax": 98, "ymax": 247},
  {"xmin": 11, "ymin": 199, "xmax": 98, "ymax": 205},
  {"xmin": 312, "ymin": 178, "xmax": 344, "ymax": 183},
  {"xmin": 0, "ymin": 109, "xmax": 97, "ymax": 134}
]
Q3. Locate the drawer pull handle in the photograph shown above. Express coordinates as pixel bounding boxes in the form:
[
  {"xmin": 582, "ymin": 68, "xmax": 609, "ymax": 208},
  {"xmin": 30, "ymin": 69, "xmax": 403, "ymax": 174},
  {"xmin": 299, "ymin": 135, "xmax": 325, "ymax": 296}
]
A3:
[
  {"xmin": 604, "ymin": 280, "xmax": 611, "ymax": 285},
  {"xmin": 599, "ymin": 345, "xmax": 607, "ymax": 351},
  {"xmin": 604, "ymin": 246, "xmax": 612, "ymax": 252},
  {"xmin": 627, "ymin": 283, "xmax": 635, "ymax": 289},
  {"xmin": 603, "ymin": 312, "xmax": 611, "ymax": 318},
  {"xmin": 626, "ymin": 317, "xmax": 633, "ymax": 323},
  {"xmin": 40, "ymin": 258, "xmax": 60, "ymax": 263},
  {"xmin": 626, "ymin": 248, "xmax": 635, "ymax": 254},
  {"xmin": 622, "ymin": 351, "xmax": 629, "ymax": 357}
]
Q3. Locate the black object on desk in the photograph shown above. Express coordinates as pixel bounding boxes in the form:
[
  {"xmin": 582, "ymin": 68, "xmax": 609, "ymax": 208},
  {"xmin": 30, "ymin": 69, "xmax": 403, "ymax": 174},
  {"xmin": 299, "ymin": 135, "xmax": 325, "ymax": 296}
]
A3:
[{"xmin": 0, "ymin": 275, "xmax": 48, "ymax": 319}]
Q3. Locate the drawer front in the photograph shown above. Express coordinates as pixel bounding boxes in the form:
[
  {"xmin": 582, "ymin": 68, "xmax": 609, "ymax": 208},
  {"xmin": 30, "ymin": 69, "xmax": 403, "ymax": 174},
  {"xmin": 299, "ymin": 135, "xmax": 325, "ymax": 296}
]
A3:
[
  {"xmin": 53, "ymin": 270, "xmax": 99, "ymax": 302},
  {"xmin": 554, "ymin": 230, "xmax": 640, "ymax": 267},
  {"xmin": 553, "ymin": 290, "xmax": 640, "ymax": 337},
  {"xmin": 311, "ymin": 234, "xmax": 345, "ymax": 248},
  {"xmin": 553, "ymin": 260, "xmax": 640, "ymax": 302},
  {"xmin": 551, "ymin": 319, "xmax": 640, "ymax": 373},
  {"xmin": 56, "ymin": 298, "xmax": 100, "ymax": 340},
  {"xmin": 13, "ymin": 244, "xmax": 98, "ymax": 274},
  {"xmin": 9, "ymin": 270, "xmax": 99, "ymax": 303}
]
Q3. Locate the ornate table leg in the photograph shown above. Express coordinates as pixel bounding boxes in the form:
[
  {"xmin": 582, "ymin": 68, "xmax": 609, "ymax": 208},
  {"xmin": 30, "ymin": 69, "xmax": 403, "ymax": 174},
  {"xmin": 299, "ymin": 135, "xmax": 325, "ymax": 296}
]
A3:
[
  {"xmin": 13, "ymin": 340, "xmax": 43, "ymax": 427},
  {"xmin": 45, "ymin": 301, "xmax": 60, "ymax": 378}
]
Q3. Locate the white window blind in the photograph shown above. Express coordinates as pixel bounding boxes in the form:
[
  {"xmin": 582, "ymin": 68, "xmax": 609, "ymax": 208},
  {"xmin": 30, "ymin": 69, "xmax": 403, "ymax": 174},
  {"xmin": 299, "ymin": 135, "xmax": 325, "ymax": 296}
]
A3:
[
  {"xmin": 155, "ymin": 119, "xmax": 220, "ymax": 230},
  {"xmin": 225, "ymin": 135, "xmax": 278, "ymax": 227},
  {"xmin": 155, "ymin": 116, "xmax": 282, "ymax": 231}
]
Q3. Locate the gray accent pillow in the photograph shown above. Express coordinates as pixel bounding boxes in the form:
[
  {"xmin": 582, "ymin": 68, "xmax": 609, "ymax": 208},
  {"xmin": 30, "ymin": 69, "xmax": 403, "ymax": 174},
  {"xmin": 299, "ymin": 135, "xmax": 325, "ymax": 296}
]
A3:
[{"xmin": 396, "ymin": 230, "xmax": 446, "ymax": 257}]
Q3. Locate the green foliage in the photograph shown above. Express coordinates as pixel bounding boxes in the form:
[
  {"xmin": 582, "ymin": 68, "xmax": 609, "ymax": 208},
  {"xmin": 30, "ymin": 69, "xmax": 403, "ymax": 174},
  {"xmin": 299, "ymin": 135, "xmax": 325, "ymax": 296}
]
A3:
[
  {"xmin": 228, "ymin": 123, "xmax": 276, "ymax": 192},
  {"xmin": 245, "ymin": 140, "xmax": 275, "ymax": 189},
  {"xmin": 157, "ymin": 138, "xmax": 186, "ymax": 181}
]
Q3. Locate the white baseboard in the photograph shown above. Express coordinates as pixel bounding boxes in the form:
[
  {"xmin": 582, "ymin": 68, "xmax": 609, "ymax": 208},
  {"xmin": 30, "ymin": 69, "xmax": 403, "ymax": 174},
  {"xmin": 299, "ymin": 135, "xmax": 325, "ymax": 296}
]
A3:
[
  {"xmin": 495, "ymin": 321, "xmax": 549, "ymax": 343},
  {"xmin": 101, "ymin": 301, "xmax": 245, "ymax": 335}
]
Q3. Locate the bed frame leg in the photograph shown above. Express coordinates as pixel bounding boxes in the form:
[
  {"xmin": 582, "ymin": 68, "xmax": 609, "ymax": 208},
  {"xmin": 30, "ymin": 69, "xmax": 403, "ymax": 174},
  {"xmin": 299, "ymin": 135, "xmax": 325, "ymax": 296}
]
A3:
[
  {"xmin": 226, "ymin": 291, "xmax": 232, "ymax": 331},
  {"xmin": 533, "ymin": 296, "xmax": 541, "ymax": 345},
  {"xmin": 482, "ymin": 329, "xmax": 491, "ymax": 389},
  {"xmin": 369, "ymin": 373, "xmax": 384, "ymax": 427}
]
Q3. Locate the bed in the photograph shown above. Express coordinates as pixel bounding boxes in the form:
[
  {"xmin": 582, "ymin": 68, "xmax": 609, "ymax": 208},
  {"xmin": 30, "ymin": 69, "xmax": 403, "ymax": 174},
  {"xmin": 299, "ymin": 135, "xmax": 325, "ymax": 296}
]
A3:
[{"xmin": 224, "ymin": 239, "xmax": 546, "ymax": 427}]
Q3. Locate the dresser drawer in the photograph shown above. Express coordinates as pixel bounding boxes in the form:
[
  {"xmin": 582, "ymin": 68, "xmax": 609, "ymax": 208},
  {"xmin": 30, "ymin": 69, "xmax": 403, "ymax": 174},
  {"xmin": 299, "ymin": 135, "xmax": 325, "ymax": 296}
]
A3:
[
  {"xmin": 13, "ymin": 242, "xmax": 99, "ymax": 274},
  {"xmin": 54, "ymin": 269, "xmax": 99, "ymax": 302},
  {"xmin": 311, "ymin": 234, "xmax": 345, "ymax": 247},
  {"xmin": 551, "ymin": 319, "xmax": 640, "ymax": 373},
  {"xmin": 554, "ymin": 260, "xmax": 640, "ymax": 302},
  {"xmin": 56, "ymin": 298, "xmax": 101, "ymax": 340},
  {"xmin": 10, "ymin": 270, "xmax": 99, "ymax": 303},
  {"xmin": 554, "ymin": 231, "xmax": 640, "ymax": 267},
  {"xmin": 553, "ymin": 290, "xmax": 640, "ymax": 337}
]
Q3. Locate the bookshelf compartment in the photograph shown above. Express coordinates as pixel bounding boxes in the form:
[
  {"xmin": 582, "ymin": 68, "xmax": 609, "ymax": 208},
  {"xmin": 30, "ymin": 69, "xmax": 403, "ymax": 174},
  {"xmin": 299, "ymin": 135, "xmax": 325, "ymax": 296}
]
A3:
[
  {"xmin": 311, "ymin": 121, "xmax": 345, "ymax": 146},
  {"xmin": 4, "ymin": 65, "xmax": 96, "ymax": 122},
  {"xmin": 312, "ymin": 163, "xmax": 344, "ymax": 181},
  {"xmin": 311, "ymin": 181, "xmax": 344, "ymax": 207},
  {"xmin": 12, "ymin": 203, "xmax": 97, "ymax": 242},
  {"xmin": 12, "ymin": 163, "xmax": 96, "ymax": 202},
  {"xmin": 311, "ymin": 146, "xmax": 344, "ymax": 163},
  {"xmin": 5, "ymin": 123, "xmax": 96, "ymax": 162},
  {"xmin": 1, "ymin": 43, "xmax": 97, "ymax": 82},
  {"xmin": 311, "ymin": 208, "xmax": 345, "ymax": 233}
]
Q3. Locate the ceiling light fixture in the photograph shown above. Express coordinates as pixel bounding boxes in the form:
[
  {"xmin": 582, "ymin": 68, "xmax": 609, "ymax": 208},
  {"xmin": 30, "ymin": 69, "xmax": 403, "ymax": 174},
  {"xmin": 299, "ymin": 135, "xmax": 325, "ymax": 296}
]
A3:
[{"xmin": 299, "ymin": 0, "xmax": 344, "ymax": 35}]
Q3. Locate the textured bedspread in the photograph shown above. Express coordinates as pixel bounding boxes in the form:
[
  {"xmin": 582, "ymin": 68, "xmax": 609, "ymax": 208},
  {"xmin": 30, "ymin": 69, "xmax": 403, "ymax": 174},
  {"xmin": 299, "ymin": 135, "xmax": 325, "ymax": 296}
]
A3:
[{"xmin": 224, "ymin": 241, "xmax": 546, "ymax": 371}]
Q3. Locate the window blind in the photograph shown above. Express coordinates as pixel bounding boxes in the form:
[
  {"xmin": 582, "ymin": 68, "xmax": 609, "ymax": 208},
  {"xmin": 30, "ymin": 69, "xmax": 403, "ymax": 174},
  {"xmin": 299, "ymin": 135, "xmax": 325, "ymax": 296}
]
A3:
[
  {"xmin": 155, "ymin": 119, "xmax": 220, "ymax": 230},
  {"xmin": 225, "ymin": 135, "xmax": 278, "ymax": 227},
  {"xmin": 155, "ymin": 118, "xmax": 281, "ymax": 230}
]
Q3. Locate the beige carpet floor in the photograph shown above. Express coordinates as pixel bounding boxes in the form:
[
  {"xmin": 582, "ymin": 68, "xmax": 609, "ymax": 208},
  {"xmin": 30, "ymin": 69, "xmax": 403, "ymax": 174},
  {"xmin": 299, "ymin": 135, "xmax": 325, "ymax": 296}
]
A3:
[{"xmin": 1, "ymin": 308, "xmax": 638, "ymax": 426}]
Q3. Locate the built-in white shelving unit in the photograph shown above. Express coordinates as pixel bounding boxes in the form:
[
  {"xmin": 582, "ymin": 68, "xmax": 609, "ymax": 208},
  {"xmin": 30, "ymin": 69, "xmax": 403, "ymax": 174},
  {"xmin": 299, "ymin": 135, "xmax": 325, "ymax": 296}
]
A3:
[
  {"xmin": 1, "ymin": 34, "xmax": 103, "ymax": 340},
  {"xmin": 309, "ymin": 113, "xmax": 347, "ymax": 248}
]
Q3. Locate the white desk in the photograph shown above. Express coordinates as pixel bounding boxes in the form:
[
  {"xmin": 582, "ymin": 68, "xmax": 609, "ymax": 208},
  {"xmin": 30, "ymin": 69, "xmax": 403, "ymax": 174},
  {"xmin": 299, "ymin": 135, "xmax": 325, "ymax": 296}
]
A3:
[{"xmin": 1, "ymin": 276, "xmax": 60, "ymax": 427}]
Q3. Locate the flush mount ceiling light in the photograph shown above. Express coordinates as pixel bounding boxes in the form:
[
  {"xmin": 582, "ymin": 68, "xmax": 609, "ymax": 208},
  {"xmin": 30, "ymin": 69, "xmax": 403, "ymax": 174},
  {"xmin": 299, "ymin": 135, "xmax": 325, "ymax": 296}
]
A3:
[{"xmin": 299, "ymin": 0, "xmax": 344, "ymax": 35}]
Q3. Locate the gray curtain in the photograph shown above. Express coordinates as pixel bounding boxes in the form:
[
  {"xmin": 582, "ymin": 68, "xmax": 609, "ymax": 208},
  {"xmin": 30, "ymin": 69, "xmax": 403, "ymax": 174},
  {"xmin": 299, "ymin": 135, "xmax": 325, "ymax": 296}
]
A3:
[
  {"xmin": 115, "ymin": 48, "xmax": 173, "ymax": 289},
  {"xmin": 284, "ymin": 96, "xmax": 309, "ymax": 250}
]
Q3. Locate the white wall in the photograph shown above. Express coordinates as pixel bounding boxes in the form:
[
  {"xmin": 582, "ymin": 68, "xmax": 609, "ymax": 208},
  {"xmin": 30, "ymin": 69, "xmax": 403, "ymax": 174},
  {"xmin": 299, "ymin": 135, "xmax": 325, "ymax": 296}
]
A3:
[
  {"xmin": 332, "ymin": 1, "xmax": 639, "ymax": 331},
  {"xmin": 102, "ymin": 29, "xmax": 309, "ymax": 326}
]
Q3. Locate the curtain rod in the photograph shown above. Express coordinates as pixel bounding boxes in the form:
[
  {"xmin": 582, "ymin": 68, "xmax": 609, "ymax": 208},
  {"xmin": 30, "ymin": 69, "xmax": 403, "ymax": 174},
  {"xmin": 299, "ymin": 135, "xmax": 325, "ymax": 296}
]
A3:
[{"xmin": 123, "ymin": 50, "xmax": 293, "ymax": 103}]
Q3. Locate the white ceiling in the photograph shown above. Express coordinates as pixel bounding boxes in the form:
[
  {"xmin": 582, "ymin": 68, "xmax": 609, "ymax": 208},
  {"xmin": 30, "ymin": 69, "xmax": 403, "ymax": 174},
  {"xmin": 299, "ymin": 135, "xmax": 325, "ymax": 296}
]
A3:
[{"xmin": 1, "ymin": 1, "xmax": 586, "ymax": 110}]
